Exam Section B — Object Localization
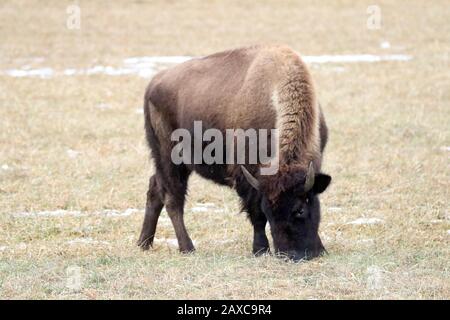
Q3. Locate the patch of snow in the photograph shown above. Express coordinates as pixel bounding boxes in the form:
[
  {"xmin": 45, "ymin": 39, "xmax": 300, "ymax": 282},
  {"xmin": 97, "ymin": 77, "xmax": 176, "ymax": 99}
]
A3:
[
  {"xmin": 66, "ymin": 238, "xmax": 110, "ymax": 246},
  {"xmin": 440, "ymin": 146, "xmax": 450, "ymax": 152},
  {"xmin": 1, "ymin": 54, "xmax": 412, "ymax": 79},
  {"xmin": 190, "ymin": 202, "xmax": 225, "ymax": 213},
  {"xmin": 96, "ymin": 103, "xmax": 112, "ymax": 110},
  {"xmin": 380, "ymin": 41, "xmax": 391, "ymax": 49},
  {"xmin": 102, "ymin": 208, "xmax": 140, "ymax": 217},
  {"xmin": 85, "ymin": 65, "xmax": 136, "ymax": 76},
  {"xmin": 14, "ymin": 210, "xmax": 84, "ymax": 217},
  {"xmin": 2, "ymin": 67, "xmax": 54, "ymax": 78},
  {"xmin": 135, "ymin": 108, "xmax": 144, "ymax": 114},
  {"xmin": 1, "ymin": 164, "xmax": 10, "ymax": 171},
  {"xmin": 153, "ymin": 238, "xmax": 198, "ymax": 248},
  {"xmin": 17, "ymin": 243, "xmax": 27, "ymax": 250},
  {"xmin": 153, "ymin": 238, "xmax": 179, "ymax": 247},
  {"xmin": 358, "ymin": 238, "xmax": 375, "ymax": 244},
  {"xmin": 190, "ymin": 202, "xmax": 221, "ymax": 213},
  {"xmin": 430, "ymin": 219, "xmax": 449, "ymax": 224},
  {"xmin": 328, "ymin": 207, "xmax": 343, "ymax": 213},
  {"xmin": 347, "ymin": 217, "xmax": 384, "ymax": 225},
  {"xmin": 0, "ymin": 246, "xmax": 8, "ymax": 252},
  {"xmin": 63, "ymin": 68, "xmax": 78, "ymax": 76},
  {"xmin": 447, "ymin": 230, "xmax": 450, "ymax": 235},
  {"xmin": 66, "ymin": 149, "xmax": 81, "ymax": 159},
  {"xmin": 191, "ymin": 206, "xmax": 209, "ymax": 212}
]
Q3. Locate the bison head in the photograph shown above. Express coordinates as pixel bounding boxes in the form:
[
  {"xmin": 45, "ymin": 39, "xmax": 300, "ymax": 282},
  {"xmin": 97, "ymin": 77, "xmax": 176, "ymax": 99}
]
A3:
[{"xmin": 241, "ymin": 163, "xmax": 331, "ymax": 262}]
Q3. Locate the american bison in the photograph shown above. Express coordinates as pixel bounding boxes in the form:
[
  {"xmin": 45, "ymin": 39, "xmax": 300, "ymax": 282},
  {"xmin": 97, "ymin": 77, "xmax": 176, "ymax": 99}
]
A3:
[{"xmin": 137, "ymin": 45, "xmax": 331, "ymax": 261}]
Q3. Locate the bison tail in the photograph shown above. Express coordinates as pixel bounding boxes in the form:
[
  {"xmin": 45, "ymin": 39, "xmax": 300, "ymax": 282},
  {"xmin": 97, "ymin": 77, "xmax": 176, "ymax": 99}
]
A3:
[{"xmin": 143, "ymin": 88, "xmax": 161, "ymax": 160}]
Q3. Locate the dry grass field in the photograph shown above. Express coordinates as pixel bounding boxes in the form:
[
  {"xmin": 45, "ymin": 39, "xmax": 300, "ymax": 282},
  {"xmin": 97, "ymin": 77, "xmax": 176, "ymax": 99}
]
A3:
[{"xmin": 0, "ymin": 0, "xmax": 449, "ymax": 299}]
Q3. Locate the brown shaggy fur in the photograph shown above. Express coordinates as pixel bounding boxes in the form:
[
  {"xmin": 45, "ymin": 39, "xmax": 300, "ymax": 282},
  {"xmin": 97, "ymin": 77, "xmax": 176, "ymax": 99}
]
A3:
[
  {"xmin": 138, "ymin": 45, "xmax": 328, "ymax": 253},
  {"xmin": 144, "ymin": 45, "xmax": 324, "ymax": 201}
]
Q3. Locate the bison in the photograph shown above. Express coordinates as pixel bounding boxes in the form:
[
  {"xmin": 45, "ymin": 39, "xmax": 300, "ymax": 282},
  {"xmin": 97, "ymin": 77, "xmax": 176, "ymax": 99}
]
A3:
[{"xmin": 137, "ymin": 45, "xmax": 332, "ymax": 261}]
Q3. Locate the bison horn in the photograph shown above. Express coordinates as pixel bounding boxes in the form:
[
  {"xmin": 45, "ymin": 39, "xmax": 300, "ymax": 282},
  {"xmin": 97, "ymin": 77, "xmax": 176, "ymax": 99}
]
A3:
[
  {"xmin": 304, "ymin": 162, "xmax": 315, "ymax": 192},
  {"xmin": 241, "ymin": 166, "xmax": 260, "ymax": 190}
]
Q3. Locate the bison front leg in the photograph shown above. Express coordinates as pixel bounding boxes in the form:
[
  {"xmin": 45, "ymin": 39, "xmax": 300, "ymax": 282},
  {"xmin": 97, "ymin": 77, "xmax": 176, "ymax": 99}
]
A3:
[
  {"xmin": 137, "ymin": 175, "xmax": 164, "ymax": 250},
  {"xmin": 249, "ymin": 210, "xmax": 270, "ymax": 256}
]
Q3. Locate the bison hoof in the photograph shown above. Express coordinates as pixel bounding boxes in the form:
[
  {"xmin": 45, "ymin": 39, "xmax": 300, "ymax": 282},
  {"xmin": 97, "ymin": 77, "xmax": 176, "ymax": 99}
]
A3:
[
  {"xmin": 180, "ymin": 248, "xmax": 196, "ymax": 254},
  {"xmin": 253, "ymin": 247, "xmax": 270, "ymax": 257},
  {"xmin": 177, "ymin": 238, "xmax": 195, "ymax": 253},
  {"xmin": 137, "ymin": 238, "xmax": 153, "ymax": 251}
]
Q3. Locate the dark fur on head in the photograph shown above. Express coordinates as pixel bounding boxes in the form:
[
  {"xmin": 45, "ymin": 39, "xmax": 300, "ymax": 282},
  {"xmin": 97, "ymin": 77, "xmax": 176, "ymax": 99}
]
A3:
[{"xmin": 259, "ymin": 163, "xmax": 309, "ymax": 203}]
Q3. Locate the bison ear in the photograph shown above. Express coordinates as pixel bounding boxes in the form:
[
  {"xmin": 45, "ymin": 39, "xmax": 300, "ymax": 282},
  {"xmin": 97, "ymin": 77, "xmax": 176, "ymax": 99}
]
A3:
[{"xmin": 312, "ymin": 173, "xmax": 331, "ymax": 194}]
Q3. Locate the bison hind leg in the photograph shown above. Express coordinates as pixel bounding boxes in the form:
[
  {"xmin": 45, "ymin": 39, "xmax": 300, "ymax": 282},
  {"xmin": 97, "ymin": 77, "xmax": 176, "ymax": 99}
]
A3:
[{"xmin": 137, "ymin": 174, "xmax": 164, "ymax": 250}]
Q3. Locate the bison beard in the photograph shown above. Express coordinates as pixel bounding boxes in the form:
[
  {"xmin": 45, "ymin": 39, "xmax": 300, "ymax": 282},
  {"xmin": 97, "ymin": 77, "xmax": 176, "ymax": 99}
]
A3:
[{"xmin": 137, "ymin": 45, "xmax": 332, "ymax": 261}]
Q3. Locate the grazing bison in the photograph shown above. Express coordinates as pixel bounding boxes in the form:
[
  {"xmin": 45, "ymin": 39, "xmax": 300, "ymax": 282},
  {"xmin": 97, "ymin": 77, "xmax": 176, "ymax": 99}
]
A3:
[{"xmin": 137, "ymin": 45, "xmax": 332, "ymax": 261}]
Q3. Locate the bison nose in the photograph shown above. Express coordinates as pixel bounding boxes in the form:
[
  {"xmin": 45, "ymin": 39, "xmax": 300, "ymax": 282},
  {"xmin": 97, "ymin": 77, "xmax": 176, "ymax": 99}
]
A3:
[
  {"xmin": 290, "ymin": 250, "xmax": 318, "ymax": 262},
  {"xmin": 284, "ymin": 246, "xmax": 326, "ymax": 262},
  {"xmin": 276, "ymin": 250, "xmax": 308, "ymax": 262},
  {"xmin": 291, "ymin": 252, "xmax": 307, "ymax": 262}
]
